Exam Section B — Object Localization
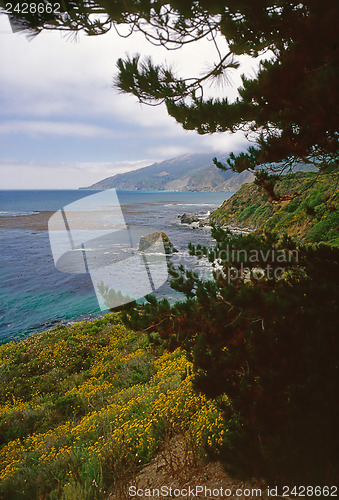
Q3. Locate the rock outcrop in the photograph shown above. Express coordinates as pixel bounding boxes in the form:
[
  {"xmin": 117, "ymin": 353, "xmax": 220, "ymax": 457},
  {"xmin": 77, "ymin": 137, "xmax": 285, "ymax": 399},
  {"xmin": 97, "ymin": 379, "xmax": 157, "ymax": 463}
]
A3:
[
  {"xmin": 139, "ymin": 232, "xmax": 178, "ymax": 254},
  {"xmin": 179, "ymin": 213, "xmax": 199, "ymax": 224},
  {"xmin": 179, "ymin": 213, "xmax": 210, "ymax": 227},
  {"xmin": 198, "ymin": 218, "xmax": 210, "ymax": 227}
]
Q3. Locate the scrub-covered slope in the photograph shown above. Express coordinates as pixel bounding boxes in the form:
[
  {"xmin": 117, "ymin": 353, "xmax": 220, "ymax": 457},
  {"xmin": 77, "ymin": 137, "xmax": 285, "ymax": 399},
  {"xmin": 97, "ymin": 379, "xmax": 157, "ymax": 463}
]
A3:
[{"xmin": 211, "ymin": 172, "xmax": 339, "ymax": 247}]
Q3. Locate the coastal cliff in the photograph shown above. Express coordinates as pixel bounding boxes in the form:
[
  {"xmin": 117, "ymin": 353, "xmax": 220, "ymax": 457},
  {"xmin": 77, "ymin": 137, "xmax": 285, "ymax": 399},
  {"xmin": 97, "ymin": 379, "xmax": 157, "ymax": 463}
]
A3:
[{"xmin": 210, "ymin": 172, "xmax": 339, "ymax": 247}]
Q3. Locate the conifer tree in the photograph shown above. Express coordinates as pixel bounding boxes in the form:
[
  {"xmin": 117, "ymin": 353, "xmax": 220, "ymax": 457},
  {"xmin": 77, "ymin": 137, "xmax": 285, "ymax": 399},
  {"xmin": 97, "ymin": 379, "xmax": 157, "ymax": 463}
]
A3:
[
  {"xmin": 1, "ymin": 0, "xmax": 338, "ymax": 184},
  {"xmin": 122, "ymin": 229, "xmax": 339, "ymax": 485}
]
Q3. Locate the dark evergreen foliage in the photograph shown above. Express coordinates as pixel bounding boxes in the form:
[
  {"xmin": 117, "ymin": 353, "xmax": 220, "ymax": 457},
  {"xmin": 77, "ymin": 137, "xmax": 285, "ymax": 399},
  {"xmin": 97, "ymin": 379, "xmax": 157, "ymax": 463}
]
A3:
[{"xmin": 122, "ymin": 230, "xmax": 339, "ymax": 484}]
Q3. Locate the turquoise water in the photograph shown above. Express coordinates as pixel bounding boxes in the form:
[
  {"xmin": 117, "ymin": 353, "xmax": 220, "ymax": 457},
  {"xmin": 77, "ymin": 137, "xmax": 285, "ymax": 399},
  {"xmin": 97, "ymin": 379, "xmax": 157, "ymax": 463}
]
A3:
[{"xmin": 0, "ymin": 190, "xmax": 232, "ymax": 343}]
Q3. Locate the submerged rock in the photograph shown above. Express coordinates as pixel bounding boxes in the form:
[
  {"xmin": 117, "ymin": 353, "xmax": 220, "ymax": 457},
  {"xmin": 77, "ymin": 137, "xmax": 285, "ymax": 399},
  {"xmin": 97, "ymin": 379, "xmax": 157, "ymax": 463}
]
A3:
[
  {"xmin": 198, "ymin": 218, "xmax": 210, "ymax": 227},
  {"xmin": 139, "ymin": 232, "xmax": 178, "ymax": 254},
  {"xmin": 180, "ymin": 213, "xmax": 199, "ymax": 224}
]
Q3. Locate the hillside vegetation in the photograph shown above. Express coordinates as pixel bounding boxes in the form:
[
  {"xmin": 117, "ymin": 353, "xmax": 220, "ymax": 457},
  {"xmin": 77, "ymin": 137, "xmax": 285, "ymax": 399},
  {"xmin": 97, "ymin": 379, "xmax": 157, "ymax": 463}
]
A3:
[
  {"xmin": 0, "ymin": 314, "xmax": 226, "ymax": 499},
  {"xmin": 210, "ymin": 172, "xmax": 339, "ymax": 247},
  {"xmin": 1, "ymin": 174, "xmax": 338, "ymax": 498}
]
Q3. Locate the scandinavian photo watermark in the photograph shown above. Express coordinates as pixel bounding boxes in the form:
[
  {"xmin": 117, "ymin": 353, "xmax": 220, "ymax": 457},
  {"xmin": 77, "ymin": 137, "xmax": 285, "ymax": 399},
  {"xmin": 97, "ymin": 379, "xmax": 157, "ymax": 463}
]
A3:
[
  {"xmin": 48, "ymin": 190, "xmax": 301, "ymax": 311},
  {"xmin": 48, "ymin": 189, "xmax": 169, "ymax": 310},
  {"xmin": 169, "ymin": 244, "xmax": 299, "ymax": 284}
]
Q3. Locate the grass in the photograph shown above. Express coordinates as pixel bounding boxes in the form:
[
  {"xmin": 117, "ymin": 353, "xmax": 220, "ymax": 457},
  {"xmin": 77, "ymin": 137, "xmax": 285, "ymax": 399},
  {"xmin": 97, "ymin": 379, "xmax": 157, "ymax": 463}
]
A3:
[{"xmin": 0, "ymin": 314, "xmax": 227, "ymax": 499}]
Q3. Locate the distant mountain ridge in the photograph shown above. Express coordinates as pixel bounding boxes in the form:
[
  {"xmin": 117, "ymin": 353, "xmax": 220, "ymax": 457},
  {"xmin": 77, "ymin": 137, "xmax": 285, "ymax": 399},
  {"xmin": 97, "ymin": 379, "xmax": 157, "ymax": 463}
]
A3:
[{"xmin": 80, "ymin": 154, "xmax": 254, "ymax": 192}]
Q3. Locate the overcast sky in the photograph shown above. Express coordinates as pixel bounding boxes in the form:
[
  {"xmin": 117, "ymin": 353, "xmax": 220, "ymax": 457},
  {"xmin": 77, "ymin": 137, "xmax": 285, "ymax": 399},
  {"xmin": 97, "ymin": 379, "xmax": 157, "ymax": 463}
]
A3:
[{"xmin": 0, "ymin": 13, "xmax": 261, "ymax": 189}]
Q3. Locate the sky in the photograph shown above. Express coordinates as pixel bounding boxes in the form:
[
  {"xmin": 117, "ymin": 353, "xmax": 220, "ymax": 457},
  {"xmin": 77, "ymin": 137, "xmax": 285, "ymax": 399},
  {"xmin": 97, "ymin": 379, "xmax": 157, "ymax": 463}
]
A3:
[{"xmin": 0, "ymin": 12, "xmax": 262, "ymax": 189}]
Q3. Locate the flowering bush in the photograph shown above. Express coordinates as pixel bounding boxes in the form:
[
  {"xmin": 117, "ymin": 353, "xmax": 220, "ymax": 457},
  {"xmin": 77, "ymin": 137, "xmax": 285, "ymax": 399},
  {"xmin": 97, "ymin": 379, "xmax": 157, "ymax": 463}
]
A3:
[{"xmin": 0, "ymin": 314, "xmax": 226, "ymax": 498}]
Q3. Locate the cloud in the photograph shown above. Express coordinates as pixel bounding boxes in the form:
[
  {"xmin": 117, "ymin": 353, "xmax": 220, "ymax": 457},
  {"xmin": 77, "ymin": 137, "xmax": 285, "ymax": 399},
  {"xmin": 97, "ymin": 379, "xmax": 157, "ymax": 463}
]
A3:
[
  {"xmin": 0, "ymin": 15, "xmax": 260, "ymax": 124},
  {"xmin": 195, "ymin": 130, "xmax": 249, "ymax": 154},
  {"xmin": 0, "ymin": 14, "xmax": 259, "ymax": 188},
  {"xmin": 146, "ymin": 130, "xmax": 249, "ymax": 158},
  {"xmin": 0, "ymin": 120, "xmax": 123, "ymax": 138},
  {"xmin": 0, "ymin": 159, "xmax": 155, "ymax": 189},
  {"xmin": 146, "ymin": 145, "xmax": 195, "ymax": 158}
]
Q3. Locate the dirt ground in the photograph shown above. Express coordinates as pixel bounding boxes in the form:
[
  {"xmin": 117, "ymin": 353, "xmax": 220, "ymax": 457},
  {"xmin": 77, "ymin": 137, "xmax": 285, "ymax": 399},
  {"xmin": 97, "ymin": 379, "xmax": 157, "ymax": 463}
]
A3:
[{"xmin": 109, "ymin": 435, "xmax": 272, "ymax": 500}]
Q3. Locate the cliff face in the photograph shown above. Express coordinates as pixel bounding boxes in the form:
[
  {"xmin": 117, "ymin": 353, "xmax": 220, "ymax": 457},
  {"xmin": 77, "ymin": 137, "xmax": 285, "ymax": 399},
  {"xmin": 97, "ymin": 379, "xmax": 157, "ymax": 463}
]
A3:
[
  {"xmin": 80, "ymin": 153, "xmax": 254, "ymax": 192},
  {"xmin": 210, "ymin": 173, "xmax": 339, "ymax": 247}
]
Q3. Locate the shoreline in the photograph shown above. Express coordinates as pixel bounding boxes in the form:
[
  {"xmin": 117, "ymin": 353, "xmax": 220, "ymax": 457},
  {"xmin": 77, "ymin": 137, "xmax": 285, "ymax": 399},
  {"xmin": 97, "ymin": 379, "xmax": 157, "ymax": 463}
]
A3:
[
  {"xmin": 0, "ymin": 196, "xmax": 229, "ymax": 343},
  {"xmin": 179, "ymin": 212, "xmax": 255, "ymax": 235}
]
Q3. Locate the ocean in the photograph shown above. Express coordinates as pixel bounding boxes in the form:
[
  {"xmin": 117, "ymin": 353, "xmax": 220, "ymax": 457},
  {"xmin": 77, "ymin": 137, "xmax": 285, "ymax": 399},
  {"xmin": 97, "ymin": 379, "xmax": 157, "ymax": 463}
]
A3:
[{"xmin": 0, "ymin": 190, "xmax": 232, "ymax": 343}]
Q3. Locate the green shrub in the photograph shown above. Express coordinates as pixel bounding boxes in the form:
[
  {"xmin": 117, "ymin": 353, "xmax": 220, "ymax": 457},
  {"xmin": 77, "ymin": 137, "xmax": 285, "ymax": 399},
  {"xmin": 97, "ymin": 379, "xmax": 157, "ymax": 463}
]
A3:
[
  {"xmin": 124, "ymin": 231, "xmax": 339, "ymax": 485},
  {"xmin": 306, "ymin": 211, "xmax": 339, "ymax": 243},
  {"xmin": 238, "ymin": 204, "xmax": 258, "ymax": 221}
]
